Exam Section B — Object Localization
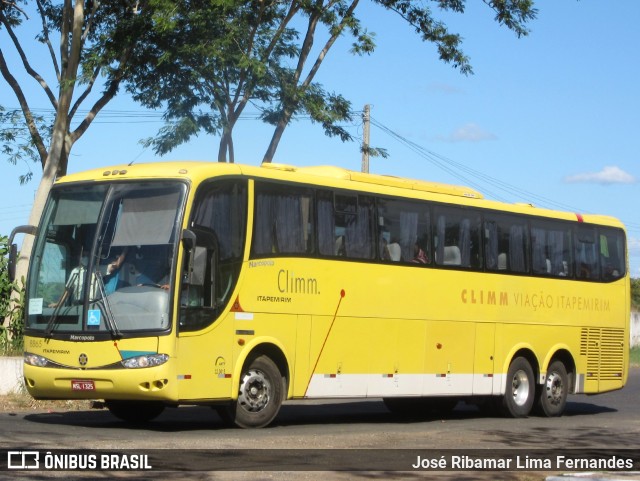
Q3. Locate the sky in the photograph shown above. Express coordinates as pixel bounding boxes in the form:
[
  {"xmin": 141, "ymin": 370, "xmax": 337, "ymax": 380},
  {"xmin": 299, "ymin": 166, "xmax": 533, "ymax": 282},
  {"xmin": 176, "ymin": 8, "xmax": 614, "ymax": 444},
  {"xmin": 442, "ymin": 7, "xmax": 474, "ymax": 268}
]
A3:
[{"xmin": 1, "ymin": 1, "xmax": 639, "ymax": 276}]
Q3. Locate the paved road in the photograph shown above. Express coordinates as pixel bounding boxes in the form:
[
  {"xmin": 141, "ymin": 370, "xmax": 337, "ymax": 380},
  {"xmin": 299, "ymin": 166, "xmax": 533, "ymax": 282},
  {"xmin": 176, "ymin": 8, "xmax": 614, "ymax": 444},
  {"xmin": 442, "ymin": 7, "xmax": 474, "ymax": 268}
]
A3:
[{"xmin": 1, "ymin": 368, "xmax": 639, "ymax": 480}]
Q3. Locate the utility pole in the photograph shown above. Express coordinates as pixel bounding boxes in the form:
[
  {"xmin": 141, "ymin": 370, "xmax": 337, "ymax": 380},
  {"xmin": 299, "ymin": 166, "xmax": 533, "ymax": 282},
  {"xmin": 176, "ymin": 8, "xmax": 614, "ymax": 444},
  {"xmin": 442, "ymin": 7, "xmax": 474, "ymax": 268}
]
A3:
[{"xmin": 361, "ymin": 104, "xmax": 370, "ymax": 173}]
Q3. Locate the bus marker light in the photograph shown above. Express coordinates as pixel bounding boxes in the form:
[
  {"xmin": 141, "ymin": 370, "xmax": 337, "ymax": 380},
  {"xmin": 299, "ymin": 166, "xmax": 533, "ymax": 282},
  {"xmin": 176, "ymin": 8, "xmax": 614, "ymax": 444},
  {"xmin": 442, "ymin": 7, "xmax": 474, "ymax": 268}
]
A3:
[
  {"xmin": 231, "ymin": 296, "xmax": 244, "ymax": 312},
  {"xmin": 238, "ymin": 339, "xmax": 245, "ymax": 346}
]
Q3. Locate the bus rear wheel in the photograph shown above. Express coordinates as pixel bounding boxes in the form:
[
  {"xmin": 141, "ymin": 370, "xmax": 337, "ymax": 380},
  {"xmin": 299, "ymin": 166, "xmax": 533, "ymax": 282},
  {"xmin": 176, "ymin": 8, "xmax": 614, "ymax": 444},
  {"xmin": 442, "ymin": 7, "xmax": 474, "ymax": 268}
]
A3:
[
  {"xmin": 499, "ymin": 356, "xmax": 535, "ymax": 418},
  {"xmin": 535, "ymin": 360, "xmax": 568, "ymax": 417},
  {"xmin": 105, "ymin": 400, "xmax": 165, "ymax": 423},
  {"xmin": 223, "ymin": 355, "xmax": 284, "ymax": 428}
]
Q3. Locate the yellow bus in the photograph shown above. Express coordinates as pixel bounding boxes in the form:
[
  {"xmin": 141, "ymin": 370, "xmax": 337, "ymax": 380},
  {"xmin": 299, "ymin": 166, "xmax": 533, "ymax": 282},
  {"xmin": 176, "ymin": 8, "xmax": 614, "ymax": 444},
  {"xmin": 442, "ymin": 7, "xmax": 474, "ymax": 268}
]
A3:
[{"xmin": 10, "ymin": 161, "xmax": 629, "ymax": 428}]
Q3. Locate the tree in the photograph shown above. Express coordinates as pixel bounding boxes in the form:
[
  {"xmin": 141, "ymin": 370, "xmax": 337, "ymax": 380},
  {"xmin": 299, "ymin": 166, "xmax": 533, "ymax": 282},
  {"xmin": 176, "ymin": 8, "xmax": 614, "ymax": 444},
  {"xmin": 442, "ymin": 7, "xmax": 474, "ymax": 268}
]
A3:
[
  {"xmin": 0, "ymin": 105, "xmax": 48, "ymax": 184},
  {"xmin": 0, "ymin": 234, "xmax": 24, "ymax": 354},
  {"xmin": 130, "ymin": 0, "xmax": 303, "ymax": 163},
  {"xmin": 132, "ymin": 0, "xmax": 537, "ymax": 164},
  {"xmin": 632, "ymin": 277, "xmax": 640, "ymax": 311},
  {"xmin": 0, "ymin": 0, "xmax": 169, "ymax": 289}
]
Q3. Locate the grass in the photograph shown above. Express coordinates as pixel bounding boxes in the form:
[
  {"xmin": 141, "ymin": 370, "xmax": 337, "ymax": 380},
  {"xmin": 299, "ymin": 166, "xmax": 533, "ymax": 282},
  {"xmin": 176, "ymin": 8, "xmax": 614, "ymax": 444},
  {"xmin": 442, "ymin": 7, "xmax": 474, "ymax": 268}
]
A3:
[
  {"xmin": 0, "ymin": 390, "xmax": 93, "ymax": 413},
  {"xmin": 631, "ymin": 346, "xmax": 640, "ymax": 367}
]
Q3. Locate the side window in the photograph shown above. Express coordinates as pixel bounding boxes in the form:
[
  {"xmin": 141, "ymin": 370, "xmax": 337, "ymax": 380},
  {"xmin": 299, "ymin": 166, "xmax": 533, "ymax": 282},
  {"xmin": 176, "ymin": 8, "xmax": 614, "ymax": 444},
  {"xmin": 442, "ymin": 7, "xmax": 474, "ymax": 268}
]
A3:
[
  {"xmin": 317, "ymin": 191, "xmax": 375, "ymax": 260},
  {"xmin": 434, "ymin": 207, "xmax": 482, "ymax": 268},
  {"xmin": 38, "ymin": 241, "xmax": 68, "ymax": 307},
  {"xmin": 599, "ymin": 227, "xmax": 626, "ymax": 281},
  {"xmin": 575, "ymin": 226, "xmax": 599, "ymax": 281},
  {"xmin": 377, "ymin": 198, "xmax": 431, "ymax": 264},
  {"xmin": 530, "ymin": 221, "xmax": 572, "ymax": 277},
  {"xmin": 181, "ymin": 180, "xmax": 247, "ymax": 332},
  {"xmin": 484, "ymin": 214, "xmax": 529, "ymax": 273},
  {"xmin": 252, "ymin": 183, "xmax": 313, "ymax": 256}
]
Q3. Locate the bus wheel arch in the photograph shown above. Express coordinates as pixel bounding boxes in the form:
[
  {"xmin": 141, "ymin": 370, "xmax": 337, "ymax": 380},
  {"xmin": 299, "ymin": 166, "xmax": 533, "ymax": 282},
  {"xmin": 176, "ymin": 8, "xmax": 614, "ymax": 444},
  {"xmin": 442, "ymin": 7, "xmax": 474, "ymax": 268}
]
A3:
[
  {"xmin": 535, "ymin": 350, "xmax": 575, "ymax": 417},
  {"xmin": 224, "ymin": 342, "xmax": 289, "ymax": 428},
  {"xmin": 499, "ymin": 349, "xmax": 538, "ymax": 418}
]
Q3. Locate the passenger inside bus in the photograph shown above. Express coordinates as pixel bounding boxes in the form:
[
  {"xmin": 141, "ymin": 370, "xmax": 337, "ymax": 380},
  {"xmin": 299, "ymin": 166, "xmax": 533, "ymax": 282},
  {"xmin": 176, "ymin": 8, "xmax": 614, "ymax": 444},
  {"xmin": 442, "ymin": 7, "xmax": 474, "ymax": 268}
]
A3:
[
  {"xmin": 104, "ymin": 245, "xmax": 171, "ymax": 290},
  {"xmin": 412, "ymin": 243, "xmax": 428, "ymax": 264},
  {"xmin": 48, "ymin": 254, "xmax": 96, "ymax": 307}
]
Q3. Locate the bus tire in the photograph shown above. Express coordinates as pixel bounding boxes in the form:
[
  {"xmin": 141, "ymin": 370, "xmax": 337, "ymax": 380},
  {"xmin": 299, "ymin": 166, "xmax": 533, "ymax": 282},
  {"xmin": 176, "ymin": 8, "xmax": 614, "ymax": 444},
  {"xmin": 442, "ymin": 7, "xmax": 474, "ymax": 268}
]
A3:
[
  {"xmin": 225, "ymin": 355, "xmax": 284, "ymax": 428},
  {"xmin": 105, "ymin": 400, "xmax": 165, "ymax": 423},
  {"xmin": 500, "ymin": 356, "xmax": 535, "ymax": 418},
  {"xmin": 535, "ymin": 360, "xmax": 568, "ymax": 417}
]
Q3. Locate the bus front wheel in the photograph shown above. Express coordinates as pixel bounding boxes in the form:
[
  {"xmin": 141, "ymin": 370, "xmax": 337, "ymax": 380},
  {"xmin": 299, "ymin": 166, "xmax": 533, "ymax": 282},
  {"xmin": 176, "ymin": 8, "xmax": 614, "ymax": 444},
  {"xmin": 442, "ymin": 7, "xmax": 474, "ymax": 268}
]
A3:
[
  {"xmin": 535, "ymin": 360, "xmax": 568, "ymax": 417},
  {"xmin": 224, "ymin": 355, "xmax": 284, "ymax": 428},
  {"xmin": 500, "ymin": 356, "xmax": 535, "ymax": 418}
]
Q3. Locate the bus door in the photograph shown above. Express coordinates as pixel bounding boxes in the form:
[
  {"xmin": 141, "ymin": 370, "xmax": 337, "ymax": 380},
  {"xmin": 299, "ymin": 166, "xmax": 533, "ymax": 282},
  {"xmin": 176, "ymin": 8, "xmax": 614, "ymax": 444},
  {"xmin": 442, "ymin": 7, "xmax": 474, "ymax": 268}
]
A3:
[{"xmin": 176, "ymin": 228, "xmax": 234, "ymax": 400}]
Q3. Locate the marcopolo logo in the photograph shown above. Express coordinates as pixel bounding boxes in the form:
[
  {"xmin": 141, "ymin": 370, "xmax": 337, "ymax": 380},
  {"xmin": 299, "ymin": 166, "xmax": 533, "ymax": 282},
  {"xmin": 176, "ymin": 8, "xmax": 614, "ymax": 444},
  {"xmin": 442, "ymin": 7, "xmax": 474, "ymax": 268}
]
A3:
[{"xmin": 7, "ymin": 451, "xmax": 40, "ymax": 470}]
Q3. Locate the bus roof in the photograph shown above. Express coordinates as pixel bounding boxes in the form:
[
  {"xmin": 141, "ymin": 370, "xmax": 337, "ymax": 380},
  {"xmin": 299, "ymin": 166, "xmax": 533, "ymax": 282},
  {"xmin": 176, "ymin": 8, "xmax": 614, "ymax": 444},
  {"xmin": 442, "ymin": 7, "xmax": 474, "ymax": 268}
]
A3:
[{"xmin": 55, "ymin": 160, "xmax": 625, "ymax": 229}]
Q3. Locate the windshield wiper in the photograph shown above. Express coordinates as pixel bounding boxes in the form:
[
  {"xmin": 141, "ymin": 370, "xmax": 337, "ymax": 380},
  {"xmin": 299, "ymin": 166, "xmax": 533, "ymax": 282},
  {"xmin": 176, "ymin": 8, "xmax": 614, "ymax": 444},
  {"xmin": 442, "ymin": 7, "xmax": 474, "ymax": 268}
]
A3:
[
  {"xmin": 45, "ymin": 269, "xmax": 79, "ymax": 336},
  {"xmin": 94, "ymin": 269, "xmax": 122, "ymax": 339}
]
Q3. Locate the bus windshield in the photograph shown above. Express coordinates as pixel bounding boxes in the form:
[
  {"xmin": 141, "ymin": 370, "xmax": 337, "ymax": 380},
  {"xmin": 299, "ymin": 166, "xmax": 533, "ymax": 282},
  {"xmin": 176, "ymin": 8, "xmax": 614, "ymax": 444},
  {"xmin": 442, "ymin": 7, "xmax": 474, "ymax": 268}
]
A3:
[{"xmin": 26, "ymin": 181, "xmax": 186, "ymax": 336}]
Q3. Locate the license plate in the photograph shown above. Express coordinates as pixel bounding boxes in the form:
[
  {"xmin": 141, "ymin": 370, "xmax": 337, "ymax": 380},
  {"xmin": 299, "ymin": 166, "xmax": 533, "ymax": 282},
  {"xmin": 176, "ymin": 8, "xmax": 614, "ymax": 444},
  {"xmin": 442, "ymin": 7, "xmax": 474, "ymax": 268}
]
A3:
[{"xmin": 71, "ymin": 380, "xmax": 95, "ymax": 391}]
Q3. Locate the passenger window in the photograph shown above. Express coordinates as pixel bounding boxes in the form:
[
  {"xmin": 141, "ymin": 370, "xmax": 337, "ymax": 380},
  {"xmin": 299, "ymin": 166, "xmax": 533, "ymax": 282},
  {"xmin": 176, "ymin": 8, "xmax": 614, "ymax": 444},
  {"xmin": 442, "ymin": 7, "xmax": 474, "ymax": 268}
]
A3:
[
  {"xmin": 377, "ymin": 198, "xmax": 431, "ymax": 264},
  {"xmin": 530, "ymin": 222, "xmax": 572, "ymax": 277},
  {"xmin": 434, "ymin": 208, "xmax": 482, "ymax": 268},
  {"xmin": 599, "ymin": 227, "xmax": 626, "ymax": 281},
  {"xmin": 575, "ymin": 226, "xmax": 599, "ymax": 281},
  {"xmin": 318, "ymin": 191, "xmax": 375, "ymax": 260},
  {"xmin": 252, "ymin": 183, "xmax": 313, "ymax": 256},
  {"xmin": 484, "ymin": 214, "xmax": 529, "ymax": 273}
]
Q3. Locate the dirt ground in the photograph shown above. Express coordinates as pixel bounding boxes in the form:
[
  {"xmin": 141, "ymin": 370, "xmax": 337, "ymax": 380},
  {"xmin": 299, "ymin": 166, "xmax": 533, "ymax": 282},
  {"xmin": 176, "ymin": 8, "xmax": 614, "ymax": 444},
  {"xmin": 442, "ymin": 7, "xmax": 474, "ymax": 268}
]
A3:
[{"xmin": 0, "ymin": 391, "xmax": 93, "ymax": 413}]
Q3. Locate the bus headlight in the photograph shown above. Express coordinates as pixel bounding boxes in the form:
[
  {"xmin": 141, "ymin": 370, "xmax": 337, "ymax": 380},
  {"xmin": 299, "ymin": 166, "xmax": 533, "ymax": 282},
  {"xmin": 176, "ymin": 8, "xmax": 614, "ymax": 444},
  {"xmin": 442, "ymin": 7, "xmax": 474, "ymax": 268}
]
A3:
[
  {"xmin": 24, "ymin": 352, "xmax": 50, "ymax": 367},
  {"xmin": 121, "ymin": 353, "xmax": 169, "ymax": 369}
]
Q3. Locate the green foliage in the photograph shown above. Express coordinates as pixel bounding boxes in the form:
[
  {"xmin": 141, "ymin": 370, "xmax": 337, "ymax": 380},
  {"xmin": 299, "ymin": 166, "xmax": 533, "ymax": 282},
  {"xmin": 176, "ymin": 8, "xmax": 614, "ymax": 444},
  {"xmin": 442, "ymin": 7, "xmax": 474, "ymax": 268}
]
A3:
[
  {"xmin": 0, "ymin": 106, "xmax": 49, "ymax": 184},
  {"xmin": 130, "ymin": 0, "xmax": 301, "ymax": 161},
  {"xmin": 0, "ymin": 235, "xmax": 24, "ymax": 355},
  {"xmin": 631, "ymin": 278, "xmax": 640, "ymax": 311},
  {"xmin": 127, "ymin": 0, "xmax": 538, "ymax": 163},
  {"xmin": 631, "ymin": 346, "xmax": 639, "ymax": 367},
  {"xmin": 1, "ymin": 0, "xmax": 171, "ymax": 179}
]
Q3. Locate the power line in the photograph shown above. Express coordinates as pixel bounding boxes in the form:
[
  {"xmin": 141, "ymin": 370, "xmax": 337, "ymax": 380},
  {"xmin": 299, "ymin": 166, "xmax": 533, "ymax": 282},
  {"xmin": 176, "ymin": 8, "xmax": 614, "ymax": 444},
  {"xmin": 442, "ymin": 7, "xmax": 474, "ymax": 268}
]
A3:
[{"xmin": 369, "ymin": 116, "xmax": 639, "ymax": 235}]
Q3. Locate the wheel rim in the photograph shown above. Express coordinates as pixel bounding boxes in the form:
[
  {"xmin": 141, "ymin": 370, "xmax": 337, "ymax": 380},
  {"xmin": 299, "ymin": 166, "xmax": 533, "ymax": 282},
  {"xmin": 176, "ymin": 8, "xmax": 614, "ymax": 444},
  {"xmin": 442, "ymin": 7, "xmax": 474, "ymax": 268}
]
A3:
[
  {"xmin": 544, "ymin": 371, "xmax": 564, "ymax": 406},
  {"xmin": 511, "ymin": 369, "xmax": 531, "ymax": 406},
  {"xmin": 238, "ymin": 368, "xmax": 271, "ymax": 413}
]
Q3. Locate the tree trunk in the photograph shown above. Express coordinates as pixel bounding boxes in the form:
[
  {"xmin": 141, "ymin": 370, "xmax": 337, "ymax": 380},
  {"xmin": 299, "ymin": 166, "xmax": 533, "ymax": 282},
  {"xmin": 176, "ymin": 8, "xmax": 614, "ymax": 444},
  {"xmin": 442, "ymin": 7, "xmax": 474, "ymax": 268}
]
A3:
[
  {"xmin": 11, "ymin": 150, "xmax": 59, "ymax": 294},
  {"xmin": 262, "ymin": 114, "xmax": 290, "ymax": 163},
  {"xmin": 12, "ymin": 105, "xmax": 69, "ymax": 292}
]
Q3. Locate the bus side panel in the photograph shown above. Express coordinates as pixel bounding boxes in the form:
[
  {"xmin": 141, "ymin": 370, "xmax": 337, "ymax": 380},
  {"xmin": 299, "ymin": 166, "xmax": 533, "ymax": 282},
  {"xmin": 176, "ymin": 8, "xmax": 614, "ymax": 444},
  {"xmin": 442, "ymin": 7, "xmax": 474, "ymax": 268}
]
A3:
[
  {"xmin": 304, "ymin": 316, "xmax": 428, "ymax": 398},
  {"xmin": 473, "ymin": 322, "xmax": 496, "ymax": 395},
  {"xmin": 423, "ymin": 320, "xmax": 475, "ymax": 396},
  {"xmin": 367, "ymin": 318, "xmax": 426, "ymax": 397},
  {"xmin": 292, "ymin": 314, "xmax": 311, "ymax": 398},
  {"xmin": 175, "ymin": 315, "xmax": 234, "ymax": 401}
]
